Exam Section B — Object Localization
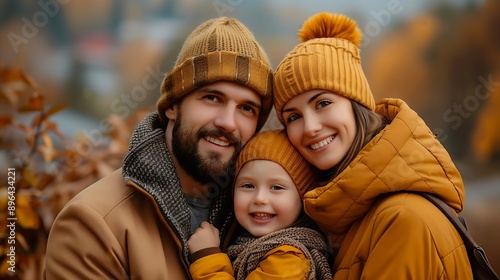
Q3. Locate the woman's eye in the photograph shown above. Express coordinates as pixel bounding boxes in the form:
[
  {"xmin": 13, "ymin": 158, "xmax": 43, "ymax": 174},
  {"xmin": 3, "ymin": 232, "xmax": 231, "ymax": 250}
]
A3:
[
  {"xmin": 286, "ymin": 113, "xmax": 300, "ymax": 124},
  {"xmin": 317, "ymin": 99, "xmax": 332, "ymax": 108}
]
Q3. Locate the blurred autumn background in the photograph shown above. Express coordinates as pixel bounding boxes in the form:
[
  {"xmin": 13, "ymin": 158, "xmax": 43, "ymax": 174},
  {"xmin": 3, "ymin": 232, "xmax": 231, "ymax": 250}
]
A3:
[{"xmin": 1, "ymin": 0, "xmax": 499, "ymax": 279}]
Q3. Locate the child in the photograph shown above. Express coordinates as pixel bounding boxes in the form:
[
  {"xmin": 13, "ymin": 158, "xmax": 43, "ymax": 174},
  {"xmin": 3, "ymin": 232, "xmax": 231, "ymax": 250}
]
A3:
[
  {"xmin": 273, "ymin": 12, "xmax": 473, "ymax": 279},
  {"xmin": 187, "ymin": 130, "xmax": 332, "ymax": 279}
]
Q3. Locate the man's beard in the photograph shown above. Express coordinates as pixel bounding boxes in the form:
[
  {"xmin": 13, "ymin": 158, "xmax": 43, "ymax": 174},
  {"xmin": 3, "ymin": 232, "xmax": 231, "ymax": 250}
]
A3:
[{"xmin": 171, "ymin": 113, "xmax": 242, "ymax": 186}]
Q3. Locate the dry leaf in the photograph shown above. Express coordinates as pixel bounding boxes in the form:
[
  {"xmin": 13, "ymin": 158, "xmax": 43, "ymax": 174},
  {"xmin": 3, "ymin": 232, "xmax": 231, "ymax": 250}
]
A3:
[
  {"xmin": 27, "ymin": 91, "xmax": 44, "ymax": 111},
  {"xmin": 44, "ymin": 120, "xmax": 66, "ymax": 140},
  {"xmin": 45, "ymin": 104, "xmax": 68, "ymax": 118},
  {"xmin": 38, "ymin": 133, "xmax": 55, "ymax": 162},
  {"xmin": 17, "ymin": 194, "xmax": 40, "ymax": 230},
  {"xmin": 22, "ymin": 168, "xmax": 38, "ymax": 190},
  {"xmin": 0, "ymin": 80, "xmax": 24, "ymax": 106},
  {"xmin": 0, "ymin": 115, "xmax": 13, "ymax": 129}
]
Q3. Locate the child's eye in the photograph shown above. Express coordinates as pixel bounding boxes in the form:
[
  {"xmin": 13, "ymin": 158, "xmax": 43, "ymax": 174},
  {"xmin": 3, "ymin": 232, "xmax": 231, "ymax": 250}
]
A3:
[
  {"xmin": 317, "ymin": 99, "xmax": 332, "ymax": 108},
  {"xmin": 241, "ymin": 183, "xmax": 254, "ymax": 189},
  {"xmin": 270, "ymin": 185, "xmax": 284, "ymax": 191}
]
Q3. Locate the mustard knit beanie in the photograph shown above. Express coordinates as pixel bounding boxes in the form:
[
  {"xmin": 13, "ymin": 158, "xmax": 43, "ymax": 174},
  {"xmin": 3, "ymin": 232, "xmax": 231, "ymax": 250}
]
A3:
[
  {"xmin": 157, "ymin": 17, "xmax": 273, "ymax": 132},
  {"xmin": 274, "ymin": 12, "xmax": 375, "ymax": 125},
  {"xmin": 235, "ymin": 130, "xmax": 319, "ymax": 197}
]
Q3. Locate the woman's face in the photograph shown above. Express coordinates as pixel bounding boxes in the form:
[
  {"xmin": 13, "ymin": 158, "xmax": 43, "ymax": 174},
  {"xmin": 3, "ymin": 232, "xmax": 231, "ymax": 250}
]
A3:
[{"xmin": 282, "ymin": 90, "xmax": 357, "ymax": 170}]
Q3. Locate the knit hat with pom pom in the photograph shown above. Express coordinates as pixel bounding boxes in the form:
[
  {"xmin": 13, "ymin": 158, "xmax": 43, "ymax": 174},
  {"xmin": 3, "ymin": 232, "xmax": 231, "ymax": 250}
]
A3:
[{"xmin": 273, "ymin": 12, "xmax": 375, "ymax": 125}]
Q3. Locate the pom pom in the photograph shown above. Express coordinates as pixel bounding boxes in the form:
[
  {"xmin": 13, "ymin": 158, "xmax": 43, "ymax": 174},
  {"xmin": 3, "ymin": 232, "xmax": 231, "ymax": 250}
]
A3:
[{"xmin": 298, "ymin": 12, "xmax": 362, "ymax": 47}]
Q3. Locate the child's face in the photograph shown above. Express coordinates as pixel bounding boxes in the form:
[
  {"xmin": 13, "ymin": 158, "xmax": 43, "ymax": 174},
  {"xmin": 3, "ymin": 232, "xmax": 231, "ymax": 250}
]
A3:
[
  {"xmin": 282, "ymin": 89, "xmax": 356, "ymax": 170},
  {"xmin": 233, "ymin": 160, "xmax": 302, "ymax": 237}
]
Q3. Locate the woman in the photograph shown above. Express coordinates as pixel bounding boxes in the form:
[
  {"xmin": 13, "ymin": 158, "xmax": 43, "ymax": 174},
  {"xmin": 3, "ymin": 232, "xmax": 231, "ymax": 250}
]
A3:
[{"xmin": 273, "ymin": 12, "xmax": 473, "ymax": 279}]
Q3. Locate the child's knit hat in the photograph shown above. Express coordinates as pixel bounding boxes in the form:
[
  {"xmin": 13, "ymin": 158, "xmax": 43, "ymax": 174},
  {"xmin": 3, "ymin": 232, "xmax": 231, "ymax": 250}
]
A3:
[
  {"xmin": 274, "ymin": 12, "xmax": 375, "ymax": 125},
  {"xmin": 157, "ymin": 17, "xmax": 273, "ymax": 132},
  {"xmin": 235, "ymin": 130, "xmax": 319, "ymax": 197}
]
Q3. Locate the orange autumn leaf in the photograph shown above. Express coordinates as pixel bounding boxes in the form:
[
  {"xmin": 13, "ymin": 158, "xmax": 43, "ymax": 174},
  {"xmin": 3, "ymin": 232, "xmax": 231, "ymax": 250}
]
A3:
[
  {"xmin": 19, "ymin": 92, "xmax": 44, "ymax": 113},
  {"xmin": 16, "ymin": 194, "xmax": 40, "ymax": 230},
  {"xmin": 15, "ymin": 122, "xmax": 30, "ymax": 133},
  {"xmin": 1, "ymin": 67, "xmax": 26, "ymax": 84},
  {"xmin": 0, "ymin": 80, "xmax": 24, "ymax": 106},
  {"xmin": 45, "ymin": 103, "xmax": 68, "ymax": 118},
  {"xmin": 38, "ymin": 133, "xmax": 56, "ymax": 162},
  {"xmin": 29, "ymin": 105, "xmax": 66, "ymax": 130},
  {"xmin": 27, "ymin": 91, "xmax": 44, "ymax": 111},
  {"xmin": 1, "ymin": 68, "xmax": 42, "ymax": 111},
  {"xmin": 0, "ymin": 115, "xmax": 13, "ymax": 130},
  {"xmin": 22, "ymin": 168, "xmax": 38, "ymax": 190},
  {"xmin": 44, "ymin": 120, "xmax": 66, "ymax": 140}
]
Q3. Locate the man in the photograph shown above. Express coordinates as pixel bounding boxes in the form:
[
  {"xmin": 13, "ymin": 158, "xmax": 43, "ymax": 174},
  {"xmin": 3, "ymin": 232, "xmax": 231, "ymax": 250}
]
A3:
[{"xmin": 44, "ymin": 17, "xmax": 273, "ymax": 279}]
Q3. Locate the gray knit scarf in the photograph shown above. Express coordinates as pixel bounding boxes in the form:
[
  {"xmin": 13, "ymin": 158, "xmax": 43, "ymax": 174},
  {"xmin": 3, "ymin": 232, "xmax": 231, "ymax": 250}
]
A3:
[
  {"xmin": 226, "ymin": 227, "xmax": 333, "ymax": 280},
  {"xmin": 122, "ymin": 112, "xmax": 233, "ymax": 266}
]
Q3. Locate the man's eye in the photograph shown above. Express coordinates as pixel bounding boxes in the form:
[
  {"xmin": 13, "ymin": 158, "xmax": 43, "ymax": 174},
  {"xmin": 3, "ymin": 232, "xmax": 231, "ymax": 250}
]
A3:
[
  {"xmin": 204, "ymin": 95, "xmax": 219, "ymax": 102},
  {"xmin": 240, "ymin": 105, "xmax": 257, "ymax": 115}
]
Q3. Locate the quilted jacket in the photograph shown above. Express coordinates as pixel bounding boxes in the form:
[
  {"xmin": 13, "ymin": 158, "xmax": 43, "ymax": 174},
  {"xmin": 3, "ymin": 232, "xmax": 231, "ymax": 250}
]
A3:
[{"xmin": 303, "ymin": 98, "xmax": 473, "ymax": 279}]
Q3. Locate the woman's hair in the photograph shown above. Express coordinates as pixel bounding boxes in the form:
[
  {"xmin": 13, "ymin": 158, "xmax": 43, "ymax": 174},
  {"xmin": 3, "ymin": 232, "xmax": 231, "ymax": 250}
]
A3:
[
  {"xmin": 290, "ymin": 211, "xmax": 324, "ymax": 233},
  {"xmin": 323, "ymin": 101, "xmax": 388, "ymax": 181}
]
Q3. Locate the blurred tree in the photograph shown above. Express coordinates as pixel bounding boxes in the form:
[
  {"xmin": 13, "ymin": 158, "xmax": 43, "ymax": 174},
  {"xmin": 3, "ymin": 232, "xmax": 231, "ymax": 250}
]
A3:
[
  {"xmin": 431, "ymin": 0, "xmax": 500, "ymax": 161},
  {"xmin": 0, "ymin": 66, "xmax": 149, "ymax": 279},
  {"xmin": 472, "ymin": 72, "xmax": 500, "ymax": 164},
  {"xmin": 366, "ymin": 13, "xmax": 440, "ymax": 110},
  {"xmin": 366, "ymin": 0, "xmax": 500, "ymax": 166}
]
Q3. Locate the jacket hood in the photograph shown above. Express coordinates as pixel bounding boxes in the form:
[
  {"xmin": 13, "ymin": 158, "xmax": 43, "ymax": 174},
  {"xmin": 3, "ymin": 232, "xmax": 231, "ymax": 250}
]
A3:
[
  {"xmin": 303, "ymin": 98, "xmax": 465, "ymax": 235},
  {"xmin": 122, "ymin": 112, "xmax": 233, "ymax": 264}
]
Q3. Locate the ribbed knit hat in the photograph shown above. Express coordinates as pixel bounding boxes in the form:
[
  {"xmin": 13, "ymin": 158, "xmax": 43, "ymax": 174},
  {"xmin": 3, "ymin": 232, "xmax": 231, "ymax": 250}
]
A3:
[
  {"xmin": 157, "ymin": 17, "xmax": 273, "ymax": 132},
  {"xmin": 235, "ymin": 130, "xmax": 319, "ymax": 197},
  {"xmin": 274, "ymin": 12, "xmax": 375, "ymax": 125}
]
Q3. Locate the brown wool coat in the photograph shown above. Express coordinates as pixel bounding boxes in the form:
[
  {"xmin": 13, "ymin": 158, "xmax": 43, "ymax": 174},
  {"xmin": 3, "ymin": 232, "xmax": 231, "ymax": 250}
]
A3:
[
  {"xmin": 304, "ymin": 98, "xmax": 473, "ymax": 279},
  {"xmin": 45, "ymin": 169, "xmax": 191, "ymax": 279}
]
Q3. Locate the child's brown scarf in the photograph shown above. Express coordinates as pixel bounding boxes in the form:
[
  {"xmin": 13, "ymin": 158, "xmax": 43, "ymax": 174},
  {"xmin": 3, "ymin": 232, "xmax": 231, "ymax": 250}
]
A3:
[{"xmin": 226, "ymin": 227, "xmax": 332, "ymax": 279}]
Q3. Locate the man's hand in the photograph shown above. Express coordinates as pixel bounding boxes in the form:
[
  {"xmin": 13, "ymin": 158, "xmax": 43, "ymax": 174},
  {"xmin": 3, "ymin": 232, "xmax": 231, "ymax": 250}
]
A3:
[{"xmin": 187, "ymin": 221, "xmax": 220, "ymax": 254}]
